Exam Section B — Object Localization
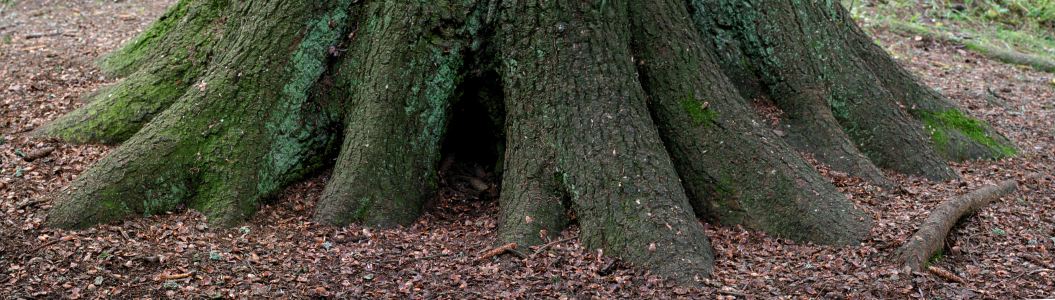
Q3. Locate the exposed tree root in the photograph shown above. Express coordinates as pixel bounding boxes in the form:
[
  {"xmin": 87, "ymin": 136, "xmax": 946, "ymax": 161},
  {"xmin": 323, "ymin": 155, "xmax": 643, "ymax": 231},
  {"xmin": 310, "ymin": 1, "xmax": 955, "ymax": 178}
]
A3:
[
  {"xmin": 36, "ymin": 62, "xmax": 205, "ymax": 144},
  {"xmin": 46, "ymin": 0, "xmax": 353, "ymax": 228},
  {"xmin": 691, "ymin": 0, "xmax": 1015, "ymax": 181},
  {"xmin": 840, "ymin": 14, "xmax": 1017, "ymax": 162},
  {"xmin": 631, "ymin": 0, "xmax": 870, "ymax": 244},
  {"xmin": 496, "ymin": 0, "xmax": 713, "ymax": 280},
  {"xmin": 36, "ymin": 0, "xmax": 227, "ymax": 144},
  {"xmin": 895, "ymin": 176, "xmax": 1029, "ymax": 271},
  {"xmin": 97, "ymin": 0, "xmax": 228, "ymax": 77},
  {"xmin": 41, "ymin": 0, "xmax": 1022, "ymax": 282},
  {"xmin": 314, "ymin": 1, "xmax": 484, "ymax": 227}
]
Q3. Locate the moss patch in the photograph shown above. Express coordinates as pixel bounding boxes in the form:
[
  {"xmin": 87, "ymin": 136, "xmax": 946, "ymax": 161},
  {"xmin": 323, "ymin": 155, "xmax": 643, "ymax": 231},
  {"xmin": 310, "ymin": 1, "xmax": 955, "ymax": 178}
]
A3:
[
  {"xmin": 921, "ymin": 109, "xmax": 1017, "ymax": 157},
  {"xmin": 680, "ymin": 98, "xmax": 718, "ymax": 126}
]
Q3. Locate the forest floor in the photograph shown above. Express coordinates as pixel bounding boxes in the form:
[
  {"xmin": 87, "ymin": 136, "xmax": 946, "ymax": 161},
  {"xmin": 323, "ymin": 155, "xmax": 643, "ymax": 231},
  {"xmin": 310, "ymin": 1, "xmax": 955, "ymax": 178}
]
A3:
[{"xmin": 1, "ymin": 1, "xmax": 1054, "ymax": 299}]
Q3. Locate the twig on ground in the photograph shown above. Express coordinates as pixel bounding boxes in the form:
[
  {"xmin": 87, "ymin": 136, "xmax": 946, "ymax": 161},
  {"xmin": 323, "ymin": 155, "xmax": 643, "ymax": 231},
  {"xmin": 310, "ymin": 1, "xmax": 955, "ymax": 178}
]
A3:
[
  {"xmin": 476, "ymin": 242, "xmax": 517, "ymax": 262},
  {"xmin": 926, "ymin": 266, "xmax": 966, "ymax": 284},
  {"xmin": 24, "ymin": 31, "xmax": 64, "ymax": 39},
  {"xmin": 29, "ymin": 235, "xmax": 74, "ymax": 252},
  {"xmin": 717, "ymin": 288, "xmax": 749, "ymax": 298},
  {"xmin": 381, "ymin": 253, "xmax": 452, "ymax": 264},
  {"xmin": 507, "ymin": 249, "xmax": 528, "ymax": 259},
  {"xmin": 895, "ymin": 174, "xmax": 1038, "ymax": 271},
  {"xmin": 16, "ymin": 198, "xmax": 46, "ymax": 210},
  {"xmin": 21, "ymin": 146, "xmax": 55, "ymax": 161},
  {"xmin": 532, "ymin": 236, "xmax": 576, "ymax": 256},
  {"xmin": 158, "ymin": 272, "xmax": 193, "ymax": 281}
]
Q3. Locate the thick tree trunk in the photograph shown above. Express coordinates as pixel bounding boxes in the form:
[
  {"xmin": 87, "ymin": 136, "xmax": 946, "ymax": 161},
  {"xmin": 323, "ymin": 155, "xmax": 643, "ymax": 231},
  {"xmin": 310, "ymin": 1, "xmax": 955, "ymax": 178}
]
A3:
[
  {"xmin": 495, "ymin": 0, "xmax": 713, "ymax": 277},
  {"xmin": 42, "ymin": 0, "xmax": 1015, "ymax": 282}
]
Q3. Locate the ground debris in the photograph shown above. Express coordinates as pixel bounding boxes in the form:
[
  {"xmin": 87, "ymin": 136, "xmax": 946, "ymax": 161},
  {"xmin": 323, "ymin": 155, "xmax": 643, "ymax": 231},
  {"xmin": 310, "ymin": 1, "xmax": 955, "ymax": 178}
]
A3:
[{"xmin": 1, "ymin": 0, "xmax": 1053, "ymax": 298}]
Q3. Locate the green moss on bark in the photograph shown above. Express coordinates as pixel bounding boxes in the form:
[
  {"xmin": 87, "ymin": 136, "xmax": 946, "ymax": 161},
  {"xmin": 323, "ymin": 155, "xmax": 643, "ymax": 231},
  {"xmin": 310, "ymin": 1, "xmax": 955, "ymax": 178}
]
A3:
[
  {"xmin": 99, "ymin": 0, "xmax": 227, "ymax": 77},
  {"xmin": 679, "ymin": 98, "xmax": 718, "ymax": 126},
  {"xmin": 921, "ymin": 109, "xmax": 1017, "ymax": 158}
]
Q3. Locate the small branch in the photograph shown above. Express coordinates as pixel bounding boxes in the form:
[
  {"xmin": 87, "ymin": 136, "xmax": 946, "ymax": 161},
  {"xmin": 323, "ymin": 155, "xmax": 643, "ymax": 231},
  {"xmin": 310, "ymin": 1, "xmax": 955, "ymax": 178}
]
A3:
[
  {"xmin": 717, "ymin": 289, "xmax": 749, "ymax": 298},
  {"xmin": 158, "ymin": 272, "xmax": 193, "ymax": 281},
  {"xmin": 926, "ymin": 266, "xmax": 965, "ymax": 284},
  {"xmin": 507, "ymin": 249, "xmax": 529, "ymax": 259},
  {"xmin": 24, "ymin": 31, "xmax": 64, "ymax": 39},
  {"xmin": 21, "ymin": 146, "xmax": 55, "ymax": 162},
  {"xmin": 16, "ymin": 198, "xmax": 47, "ymax": 210},
  {"xmin": 30, "ymin": 235, "xmax": 74, "ymax": 252},
  {"xmin": 532, "ymin": 236, "xmax": 576, "ymax": 256},
  {"xmin": 895, "ymin": 175, "xmax": 1033, "ymax": 271},
  {"xmin": 476, "ymin": 242, "xmax": 517, "ymax": 262},
  {"xmin": 380, "ymin": 252, "xmax": 453, "ymax": 264}
]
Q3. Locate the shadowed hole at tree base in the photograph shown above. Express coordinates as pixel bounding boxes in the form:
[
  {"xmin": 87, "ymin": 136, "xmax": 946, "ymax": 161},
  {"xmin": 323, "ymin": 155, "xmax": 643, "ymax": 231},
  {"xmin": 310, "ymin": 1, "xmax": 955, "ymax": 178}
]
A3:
[{"xmin": 429, "ymin": 66, "xmax": 506, "ymax": 211}]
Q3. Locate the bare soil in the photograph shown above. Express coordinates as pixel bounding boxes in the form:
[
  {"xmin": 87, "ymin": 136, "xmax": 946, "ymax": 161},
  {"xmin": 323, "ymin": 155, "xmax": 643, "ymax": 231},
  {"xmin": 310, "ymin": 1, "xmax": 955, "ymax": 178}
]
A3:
[{"xmin": 1, "ymin": 1, "xmax": 1053, "ymax": 298}]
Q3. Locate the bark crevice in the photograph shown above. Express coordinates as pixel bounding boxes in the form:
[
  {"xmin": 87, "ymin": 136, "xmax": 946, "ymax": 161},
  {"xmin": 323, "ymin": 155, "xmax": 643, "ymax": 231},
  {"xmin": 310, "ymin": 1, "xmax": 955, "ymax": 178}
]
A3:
[{"xmin": 41, "ymin": 0, "xmax": 1019, "ymax": 283}]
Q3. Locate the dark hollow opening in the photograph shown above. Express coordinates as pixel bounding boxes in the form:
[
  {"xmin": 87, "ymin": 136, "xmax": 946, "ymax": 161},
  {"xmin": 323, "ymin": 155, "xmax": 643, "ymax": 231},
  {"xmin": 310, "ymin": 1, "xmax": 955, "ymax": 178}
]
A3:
[{"xmin": 432, "ymin": 65, "xmax": 506, "ymax": 210}]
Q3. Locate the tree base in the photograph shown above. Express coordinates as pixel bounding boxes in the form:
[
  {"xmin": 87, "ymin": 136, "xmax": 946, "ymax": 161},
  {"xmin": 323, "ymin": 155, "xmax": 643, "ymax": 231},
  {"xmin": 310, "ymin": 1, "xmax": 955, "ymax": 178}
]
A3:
[{"xmin": 43, "ymin": 0, "xmax": 1016, "ymax": 282}]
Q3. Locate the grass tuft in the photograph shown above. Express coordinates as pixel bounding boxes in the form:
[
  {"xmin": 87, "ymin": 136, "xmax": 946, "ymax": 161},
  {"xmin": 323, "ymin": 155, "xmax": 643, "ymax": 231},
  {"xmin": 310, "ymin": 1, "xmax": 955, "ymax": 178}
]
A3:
[{"xmin": 847, "ymin": 0, "xmax": 1055, "ymax": 73}]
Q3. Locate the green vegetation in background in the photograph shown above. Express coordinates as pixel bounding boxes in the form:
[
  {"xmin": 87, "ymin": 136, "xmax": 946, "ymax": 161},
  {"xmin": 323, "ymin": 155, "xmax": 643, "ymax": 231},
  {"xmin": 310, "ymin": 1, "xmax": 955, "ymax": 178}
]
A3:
[
  {"xmin": 0, "ymin": 0, "xmax": 14, "ymax": 15},
  {"xmin": 846, "ymin": 0, "xmax": 1055, "ymax": 73}
]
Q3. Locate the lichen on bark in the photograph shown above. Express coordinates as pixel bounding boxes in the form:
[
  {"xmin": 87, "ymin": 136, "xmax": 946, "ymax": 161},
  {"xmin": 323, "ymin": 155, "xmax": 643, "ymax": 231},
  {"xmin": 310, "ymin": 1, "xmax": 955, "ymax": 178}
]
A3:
[{"xmin": 42, "ymin": 0, "xmax": 1018, "ymax": 283}]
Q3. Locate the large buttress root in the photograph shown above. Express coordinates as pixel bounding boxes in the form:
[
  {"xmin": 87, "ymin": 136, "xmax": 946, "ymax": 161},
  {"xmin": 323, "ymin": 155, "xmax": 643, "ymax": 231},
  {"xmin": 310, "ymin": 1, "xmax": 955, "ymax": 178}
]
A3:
[
  {"xmin": 36, "ymin": 0, "xmax": 228, "ymax": 144},
  {"xmin": 691, "ymin": 0, "xmax": 1014, "ymax": 181},
  {"xmin": 313, "ymin": 1, "xmax": 486, "ymax": 227},
  {"xmin": 690, "ymin": 0, "xmax": 890, "ymax": 185},
  {"xmin": 97, "ymin": 0, "xmax": 227, "ymax": 77},
  {"xmin": 496, "ymin": 0, "xmax": 713, "ymax": 279},
  {"xmin": 47, "ymin": 1, "xmax": 355, "ymax": 228},
  {"xmin": 45, "ymin": 0, "xmax": 1023, "ymax": 284},
  {"xmin": 832, "ymin": 6, "xmax": 1017, "ymax": 161},
  {"xmin": 628, "ymin": 0, "xmax": 870, "ymax": 244}
]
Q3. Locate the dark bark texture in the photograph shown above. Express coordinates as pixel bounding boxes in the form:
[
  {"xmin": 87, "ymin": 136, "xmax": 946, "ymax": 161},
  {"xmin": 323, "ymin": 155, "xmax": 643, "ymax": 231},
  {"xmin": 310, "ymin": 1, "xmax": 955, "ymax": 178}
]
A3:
[{"xmin": 42, "ymin": 0, "xmax": 1015, "ymax": 282}]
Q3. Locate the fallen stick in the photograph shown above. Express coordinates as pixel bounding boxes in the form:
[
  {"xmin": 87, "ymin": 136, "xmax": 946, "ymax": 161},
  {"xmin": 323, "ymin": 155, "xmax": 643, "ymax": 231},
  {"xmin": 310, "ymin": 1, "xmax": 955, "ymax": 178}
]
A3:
[
  {"xmin": 158, "ymin": 272, "xmax": 193, "ymax": 281},
  {"xmin": 927, "ymin": 266, "xmax": 965, "ymax": 284},
  {"xmin": 476, "ymin": 242, "xmax": 517, "ymax": 262},
  {"xmin": 30, "ymin": 235, "xmax": 75, "ymax": 252},
  {"xmin": 24, "ymin": 31, "xmax": 64, "ymax": 39},
  {"xmin": 532, "ymin": 236, "xmax": 576, "ymax": 256},
  {"xmin": 22, "ymin": 147, "xmax": 56, "ymax": 162},
  {"xmin": 895, "ymin": 177, "xmax": 1025, "ymax": 271}
]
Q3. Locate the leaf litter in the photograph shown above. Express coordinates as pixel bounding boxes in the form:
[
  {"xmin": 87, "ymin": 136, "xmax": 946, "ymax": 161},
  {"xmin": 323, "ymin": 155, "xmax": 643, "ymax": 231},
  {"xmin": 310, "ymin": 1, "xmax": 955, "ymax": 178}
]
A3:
[{"xmin": 1, "ymin": 0, "xmax": 1053, "ymax": 298}]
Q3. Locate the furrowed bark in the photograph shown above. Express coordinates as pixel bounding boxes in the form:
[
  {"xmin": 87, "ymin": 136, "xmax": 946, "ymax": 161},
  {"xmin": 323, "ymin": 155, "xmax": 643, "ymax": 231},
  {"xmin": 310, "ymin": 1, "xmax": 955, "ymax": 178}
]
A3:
[
  {"xmin": 895, "ymin": 178, "xmax": 1021, "ymax": 271},
  {"xmin": 47, "ymin": 0, "xmax": 355, "ymax": 228},
  {"xmin": 630, "ymin": 0, "xmax": 869, "ymax": 244},
  {"xmin": 36, "ymin": 0, "xmax": 228, "ymax": 144},
  {"xmin": 314, "ymin": 1, "xmax": 484, "ymax": 227},
  {"xmin": 839, "ymin": 15, "xmax": 1017, "ymax": 161},
  {"xmin": 497, "ymin": 0, "xmax": 713, "ymax": 279},
  {"xmin": 692, "ymin": 0, "xmax": 957, "ymax": 181},
  {"xmin": 690, "ymin": 0, "xmax": 888, "ymax": 185},
  {"xmin": 497, "ymin": 119, "xmax": 567, "ymax": 245}
]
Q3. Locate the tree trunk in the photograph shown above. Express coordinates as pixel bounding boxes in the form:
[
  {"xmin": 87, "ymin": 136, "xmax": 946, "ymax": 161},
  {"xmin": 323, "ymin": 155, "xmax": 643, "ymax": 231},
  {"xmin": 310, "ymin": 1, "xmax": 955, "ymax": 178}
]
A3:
[{"xmin": 41, "ymin": 0, "xmax": 1015, "ymax": 282}]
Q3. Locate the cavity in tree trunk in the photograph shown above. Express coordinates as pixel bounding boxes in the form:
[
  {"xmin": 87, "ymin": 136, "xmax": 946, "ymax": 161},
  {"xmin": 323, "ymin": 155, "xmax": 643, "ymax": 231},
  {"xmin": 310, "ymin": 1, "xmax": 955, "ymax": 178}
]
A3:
[{"xmin": 39, "ymin": 0, "xmax": 1015, "ymax": 282}]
